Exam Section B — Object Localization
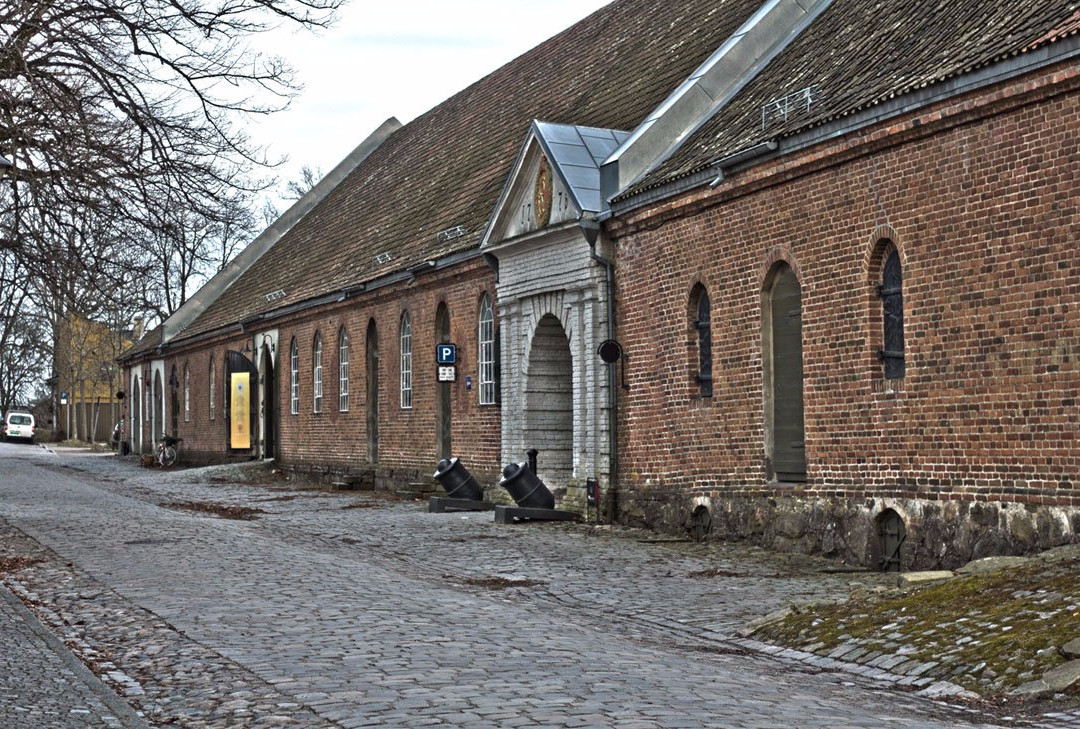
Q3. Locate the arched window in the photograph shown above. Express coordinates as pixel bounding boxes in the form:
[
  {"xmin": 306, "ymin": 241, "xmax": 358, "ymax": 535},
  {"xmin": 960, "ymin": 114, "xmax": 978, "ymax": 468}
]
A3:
[
  {"xmin": 691, "ymin": 285, "xmax": 712, "ymax": 397},
  {"xmin": 169, "ymin": 366, "xmax": 179, "ymax": 435},
  {"xmin": 478, "ymin": 294, "xmax": 496, "ymax": 405},
  {"xmin": 880, "ymin": 249, "xmax": 906, "ymax": 379},
  {"xmin": 289, "ymin": 338, "xmax": 299, "ymax": 415},
  {"xmin": 400, "ymin": 311, "xmax": 412, "ymax": 409},
  {"xmin": 313, "ymin": 333, "xmax": 323, "ymax": 413},
  {"xmin": 209, "ymin": 359, "xmax": 216, "ymax": 421},
  {"xmin": 183, "ymin": 365, "xmax": 191, "ymax": 422},
  {"xmin": 338, "ymin": 327, "xmax": 350, "ymax": 412}
]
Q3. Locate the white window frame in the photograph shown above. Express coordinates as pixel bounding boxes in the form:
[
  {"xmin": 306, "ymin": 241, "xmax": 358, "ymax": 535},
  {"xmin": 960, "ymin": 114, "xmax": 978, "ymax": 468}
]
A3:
[
  {"xmin": 290, "ymin": 338, "xmax": 299, "ymax": 415},
  {"xmin": 209, "ymin": 360, "xmax": 216, "ymax": 421},
  {"xmin": 183, "ymin": 366, "xmax": 191, "ymax": 422},
  {"xmin": 338, "ymin": 328, "xmax": 350, "ymax": 412},
  {"xmin": 478, "ymin": 294, "xmax": 496, "ymax": 405},
  {"xmin": 313, "ymin": 334, "xmax": 323, "ymax": 413},
  {"xmin": 400, "ymin": 312, "xmax": 412, "ymax": 409}
]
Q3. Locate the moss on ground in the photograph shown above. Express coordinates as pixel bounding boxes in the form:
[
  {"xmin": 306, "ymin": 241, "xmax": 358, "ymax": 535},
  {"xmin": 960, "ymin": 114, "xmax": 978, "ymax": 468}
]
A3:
[{"xmin": 755, "ymin": 555, "xmax": 1080, "ymax": 694}]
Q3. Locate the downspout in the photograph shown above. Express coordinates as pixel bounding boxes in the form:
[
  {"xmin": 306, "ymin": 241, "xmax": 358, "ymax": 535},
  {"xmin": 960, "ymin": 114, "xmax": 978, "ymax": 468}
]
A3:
[{"xmin": 580, "ymin": 215, "xmax": 618, "ymax": 523}]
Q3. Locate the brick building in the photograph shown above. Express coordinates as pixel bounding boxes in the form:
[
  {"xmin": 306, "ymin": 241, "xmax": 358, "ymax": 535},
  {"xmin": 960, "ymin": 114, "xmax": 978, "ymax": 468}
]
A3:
[
  {"xmin": 118, "ymin": 0, "xmax": 760, "ymax": 489},
  {"xmin": 597, "ymin": 0, "xmax": 1080, "ymax": 568},
  {"xmin": 122, "ymin": 0, "xmax": 1080, "ymax": 568}
]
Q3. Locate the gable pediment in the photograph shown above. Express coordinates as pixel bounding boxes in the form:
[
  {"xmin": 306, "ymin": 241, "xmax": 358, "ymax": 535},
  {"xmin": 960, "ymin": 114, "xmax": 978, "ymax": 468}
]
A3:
[{"xmin": 483, "ymin": 121, "xmax": 629, "ymax": 249}]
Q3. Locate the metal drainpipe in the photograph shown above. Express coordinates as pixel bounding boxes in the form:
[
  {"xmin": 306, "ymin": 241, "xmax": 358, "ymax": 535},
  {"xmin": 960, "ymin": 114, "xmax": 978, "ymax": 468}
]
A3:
[{"xmin": 587, "ymin": 231, "xmax": 618, "ymax": 524}]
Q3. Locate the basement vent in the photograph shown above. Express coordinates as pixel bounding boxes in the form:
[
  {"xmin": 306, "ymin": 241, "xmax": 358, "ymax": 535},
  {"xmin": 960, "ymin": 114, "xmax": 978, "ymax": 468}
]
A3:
[
  {"xmin": 761, "ymin": 85, "xmax": 823, "ymax": 130},
  {"xmin": 264, "ymin": 289, "xmax": 287, "ymax": 303},
  {"xmin": 373, "ymin": 251, "xmax": 393, "ymax": 266},
  {"xmin": 437, "ymin": 225, "xmax": 467, "ymax": 243}
]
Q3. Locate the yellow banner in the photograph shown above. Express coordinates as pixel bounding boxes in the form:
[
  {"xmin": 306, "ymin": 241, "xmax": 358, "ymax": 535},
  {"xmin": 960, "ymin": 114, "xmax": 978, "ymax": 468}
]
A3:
[{"xmin": 230, "ymin": 372, "xmax": 250, "ymax": 449}]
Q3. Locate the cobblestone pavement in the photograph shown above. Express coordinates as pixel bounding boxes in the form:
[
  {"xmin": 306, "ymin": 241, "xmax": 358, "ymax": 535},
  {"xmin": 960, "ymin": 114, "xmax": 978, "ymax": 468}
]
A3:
[
  {"xmin": 0, "ymin": 442, "xmax": 1071, "ymax": 728},
  {"xmin": 0, "ymin": 577, "xmax": 151, "ymax": 728}
]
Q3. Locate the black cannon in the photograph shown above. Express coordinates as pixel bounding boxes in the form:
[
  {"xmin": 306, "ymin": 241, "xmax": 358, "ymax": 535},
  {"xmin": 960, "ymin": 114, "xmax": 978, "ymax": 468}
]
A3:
[
  {"xmin": 433, "ymin": 457, "xmax": 484, "ymax": 501},
  {"xmin": 499, "ymin": 461, "xmax": 555, "ymax": 510}
]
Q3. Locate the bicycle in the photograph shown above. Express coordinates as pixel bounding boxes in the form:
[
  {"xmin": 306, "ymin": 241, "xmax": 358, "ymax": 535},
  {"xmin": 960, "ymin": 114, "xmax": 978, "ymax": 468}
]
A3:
[{"xmin": 157, "ymin": 434, "xmax": 182, "ymax": 467}]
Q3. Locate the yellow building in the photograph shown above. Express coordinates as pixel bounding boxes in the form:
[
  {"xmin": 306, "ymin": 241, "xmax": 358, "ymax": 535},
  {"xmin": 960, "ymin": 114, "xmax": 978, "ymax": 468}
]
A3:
[{"xmin": 55, "ymin": 315, "xmax": 136, "ymax": 441}]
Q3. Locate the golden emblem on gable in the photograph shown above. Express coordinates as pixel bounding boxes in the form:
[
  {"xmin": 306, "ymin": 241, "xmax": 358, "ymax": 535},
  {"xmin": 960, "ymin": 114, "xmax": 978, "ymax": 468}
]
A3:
[{"xmin": 533, "ymin": 156, "xmax": 553, "ymax": 229}]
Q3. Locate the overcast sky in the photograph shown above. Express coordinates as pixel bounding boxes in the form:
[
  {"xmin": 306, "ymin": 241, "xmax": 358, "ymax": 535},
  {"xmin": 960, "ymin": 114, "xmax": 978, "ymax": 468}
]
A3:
[{"xmin": 251, "ymin": 0, "xmax": 612, "ymax": 197}]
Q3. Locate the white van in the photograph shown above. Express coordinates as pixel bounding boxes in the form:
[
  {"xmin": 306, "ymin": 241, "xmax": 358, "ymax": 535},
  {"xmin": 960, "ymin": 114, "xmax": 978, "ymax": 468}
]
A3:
[{"xmin": 4, "ymin": 412, "xmax": 36, "ymax": 442}]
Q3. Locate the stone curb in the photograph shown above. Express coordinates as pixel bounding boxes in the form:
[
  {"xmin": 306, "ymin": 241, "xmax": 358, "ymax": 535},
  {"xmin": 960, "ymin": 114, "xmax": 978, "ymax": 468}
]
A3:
[{"xmin": 0, "ymin": 582, "xmax": 153, "ymax": 729}]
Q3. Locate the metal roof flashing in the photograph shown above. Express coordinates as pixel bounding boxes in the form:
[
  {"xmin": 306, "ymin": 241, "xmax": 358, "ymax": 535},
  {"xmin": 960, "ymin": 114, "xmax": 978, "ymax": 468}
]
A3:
[
  {"xmin": 609, "ymin": 31, "xmax": 1080, "ymax": 218},
  {"xmin": 600, "ymin": 0, "xmax": 832, "ymax": 201}
]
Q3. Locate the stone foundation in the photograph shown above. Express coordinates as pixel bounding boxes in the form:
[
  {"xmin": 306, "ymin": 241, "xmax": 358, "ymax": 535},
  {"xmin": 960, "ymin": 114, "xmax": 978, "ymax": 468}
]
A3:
[{"xmin": 616, "ymin": 487, "xmax": 1080, "ymax": 570}]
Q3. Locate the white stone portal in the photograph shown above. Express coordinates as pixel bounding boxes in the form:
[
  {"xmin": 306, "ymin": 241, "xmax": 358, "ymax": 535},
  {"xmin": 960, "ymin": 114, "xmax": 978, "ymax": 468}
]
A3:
[{"xmin": 483, "ymin": 122, "xmax": 619, "ymax": 501}]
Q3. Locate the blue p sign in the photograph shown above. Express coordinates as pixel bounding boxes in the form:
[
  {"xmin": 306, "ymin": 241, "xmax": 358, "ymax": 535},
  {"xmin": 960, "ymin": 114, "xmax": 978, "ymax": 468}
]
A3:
[{"xmin": 437, "ymin": 344, "xmax": 456, "ymax": 364}]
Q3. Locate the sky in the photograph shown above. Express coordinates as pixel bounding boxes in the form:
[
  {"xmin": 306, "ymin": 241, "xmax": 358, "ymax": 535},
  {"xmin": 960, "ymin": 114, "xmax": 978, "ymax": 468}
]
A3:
[{"xmin": 251, "ymin": 0, "xmax": 612, "ymax": 198}]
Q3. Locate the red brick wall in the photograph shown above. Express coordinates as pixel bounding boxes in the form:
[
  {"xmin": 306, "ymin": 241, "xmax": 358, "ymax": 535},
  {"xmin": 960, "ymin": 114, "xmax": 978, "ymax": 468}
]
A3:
[
  {"xmin": 169, "ymin": 338, "xmax": 243, "ymax": 462},
  {"xmin": 124, "ymin": 260, "xmax": 501, "ymax": 484},
  {"xmin": 124, "ymin": 336, "xmax": 247, "ymax": 462},
  {"xmin": 610, "ymin": 62, "xmax": 1080, "ymax": 512},
  {"xmin": 272, "ymin": 258, "xmax": 501, "ymax": 483}
]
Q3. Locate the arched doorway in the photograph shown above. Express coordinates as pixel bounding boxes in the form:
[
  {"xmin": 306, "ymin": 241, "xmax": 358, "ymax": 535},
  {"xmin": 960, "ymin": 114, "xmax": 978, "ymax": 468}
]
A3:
[
  {"xmin": 132, "ymin": 375, "xmax": 142, "ymax": 453},
  {"xmin": 153, "ymin": 371, "xmax": 163, "ymax": 445},
  {"xmin": 435, "ymin": 303, "xmax": 452, "ymax": 461},
  {"xmin": 524, "ymin": 314, "xmax": 573, "ymax": 486},
  {"xmin": 260, "ymin": 344, "xmax": 276, "ymax": 459},
  {"xmin": 169, "ymin": 365, "xmax": 179, "ymax": 436},
  {"xmin": 764, "ymin": 263, "xmax": 806, "ymax": 482},
  {"xmin": 366, "ymin": 319, "xmax": 379, "ymax": 463}
]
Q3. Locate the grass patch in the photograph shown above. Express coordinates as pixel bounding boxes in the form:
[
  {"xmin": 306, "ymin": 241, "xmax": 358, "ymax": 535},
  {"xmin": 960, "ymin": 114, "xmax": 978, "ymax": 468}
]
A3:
[{"xmin": 755, "ymin": 556, "xmax": 1080, "ymax": 694}]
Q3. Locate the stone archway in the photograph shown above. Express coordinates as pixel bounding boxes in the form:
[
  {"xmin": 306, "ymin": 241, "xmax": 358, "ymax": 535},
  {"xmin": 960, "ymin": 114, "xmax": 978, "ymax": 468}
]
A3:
[{"xmin": 524, "ymin": 313, "xmax": 573, "ymax": 488}]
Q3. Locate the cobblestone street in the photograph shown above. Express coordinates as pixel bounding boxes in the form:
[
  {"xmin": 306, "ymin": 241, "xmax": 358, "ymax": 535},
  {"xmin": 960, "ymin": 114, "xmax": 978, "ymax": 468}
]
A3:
[{"xmin": 0, "ymin": 443, "xmax": 1066, "ymax": 728}]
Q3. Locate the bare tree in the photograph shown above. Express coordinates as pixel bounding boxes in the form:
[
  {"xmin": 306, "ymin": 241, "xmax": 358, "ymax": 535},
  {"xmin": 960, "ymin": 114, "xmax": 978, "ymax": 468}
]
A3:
[
  {"xmin": 260, "ymin": 164, "xmax": 323, "ymax": 227},
  {"xmin": 0, "ymin": 0, "xmax": 341, "ymax": 399},
  {"xmin": 142, "ymin": 189, "xmax": 257, "ymax": 318},
  {"xmin": 0, "ymin": 248, "xmax": 47, "ymax": 412},
  {"xmin": 0, "ymin": 0, "xmax": 339, "ymax": 220}
]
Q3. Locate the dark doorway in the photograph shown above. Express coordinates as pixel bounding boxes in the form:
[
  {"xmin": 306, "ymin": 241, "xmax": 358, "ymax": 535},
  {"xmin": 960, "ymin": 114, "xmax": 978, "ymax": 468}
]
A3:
[
  {"xmin": 524, "ymin": 314, "xmax": 573, "ymax": 487},
  {"xmin": 225, "ymin": 350, "xmax": 258, "ymax": 453},
  {"xmin": 366, "ymin": 319, "xmax": 379, "ymax": 463},
  {"xmin": 769, "ymin": 263, "xmax": 806, "ymax": 482},
  {"xmin": 153, "ymin": 371, "xmax": 163, "ymax": 444},
  {"xmin": 435, "ymin": 303, "xmax": 452, "ymax": 461},
  {"xmin": 878, "ymin": 509, "xmax": 906, "ymax": 572},
  {"xmin": 132, "ymin": 376, "xmax": 142, "ymax": 453},
  {"xmin": 169, "ymin": 366, "xmax": 179, "ymax": 436},
  {"xmin": 260, "ymin": 345, "xmax": 276, "ymax": 459}
]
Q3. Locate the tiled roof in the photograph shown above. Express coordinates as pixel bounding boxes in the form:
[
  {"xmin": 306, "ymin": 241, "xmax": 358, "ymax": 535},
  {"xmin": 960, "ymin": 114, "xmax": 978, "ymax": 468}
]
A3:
[
  {"xmin": 120, "ymin": 324, "xmax": 164, "ymax": 361},
  {"xmin": 177, "ymin": 0, "xmax": 765, "ymax": 341},
  {"xmin": 624, "ymin": 0, "xmax": 1080, "ymax": 198}
]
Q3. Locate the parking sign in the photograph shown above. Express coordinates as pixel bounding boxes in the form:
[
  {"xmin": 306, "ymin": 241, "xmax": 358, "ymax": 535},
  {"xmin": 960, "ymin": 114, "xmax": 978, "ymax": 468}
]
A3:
[{"xmin": 437, "ymin": 344, "xmax": 456, "ymax": 364}]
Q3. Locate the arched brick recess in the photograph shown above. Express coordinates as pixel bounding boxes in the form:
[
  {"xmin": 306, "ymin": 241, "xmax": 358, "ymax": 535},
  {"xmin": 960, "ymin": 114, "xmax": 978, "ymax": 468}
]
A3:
[{"xmin": 757, "ymin": 245, "xmax": 802, "ymax": 292}]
